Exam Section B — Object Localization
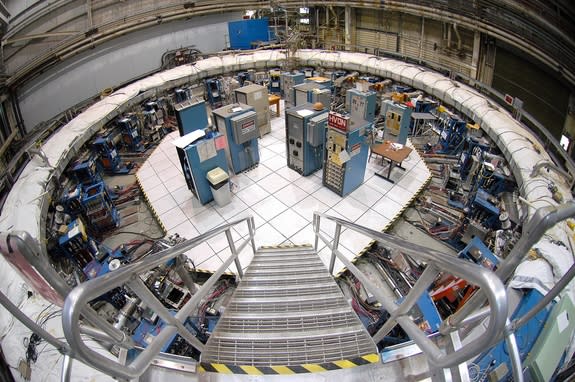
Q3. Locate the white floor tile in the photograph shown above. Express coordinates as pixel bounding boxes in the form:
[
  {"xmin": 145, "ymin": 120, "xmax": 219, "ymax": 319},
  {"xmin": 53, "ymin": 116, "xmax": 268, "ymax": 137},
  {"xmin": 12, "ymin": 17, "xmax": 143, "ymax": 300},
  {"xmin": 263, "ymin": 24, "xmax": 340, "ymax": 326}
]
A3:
[
  {"xmin": 294, "ymin": 175, "xmax": 323, "ymax": 194},
  {"xmin": 269, "ymin": 209, "xmax": 309, "ymax": 238},
  {"xmin": 197, "ymin": 253, "xmax": 224, "ymax": 270},
  {"xmin": 288, "ymin": 223, "xmax": 326, "ymax": 252},
  {"xmin": 151, "ymin": 156, "xmax": 174, "ymax": 173},
  {"xmin": 372, "ymin": 196, "xmax": 404, "ymax": 221},
  {"xmin": 253, "ymin": 223, "xmax": 287, "ymax": 247},
  {"xmin": 180, "ymin": 197, "xmax": 211, "ymax": 219},
  {"xmin": 257, "ymin": 172, "xmax": 290, "ymax": 194},
  {"xmin": 141, "ymin": 176, "xmax": 163, "ymax": 196},
  {"xmin": 338, "ymin": 228, "xmax": 373, "ymax": 254},
  {"xmin": 159, "ymin": 206, "xmax": 188, "ymax": 231},
  {"xmin": 348, "ymin": 183, "xmax": 384, "ymax": 208},
  {"xmin": 206, "ymin": 230, "xmax": 243, "ymax": 254},
  {"xmin": 214, "ymin": 197, "xmax": 248, "ymax": 221},
  {"xmin": 311, "ymin": 187, "xmax": 343, "ymax": 207},
  {"xmin": 259, "ymin": 134, "xmax": 279, "ymax": 147},
  {"xmin": 234, "ymin": 183, "xmax": 270, "ymax": 206},
  {"xmin": 355, "ymin": 209, "xmax": 391, "ymax": 232},
  {"xmin": 276, "ymin": 166, "xmax": 302, "ymax": 182},
  {"xmin": 332, "ymin": 197, "xmax": 369, "ymax": 222},
  {"xmin": 258, "ymin": 146, "xmax": 276, "ymax": 162},
  {"xmin": 387, "ymin": 183, "xmax": 416, "ymax": 205},
  {"xmin": 319, "ymin": 209, "xmax": 347, "ymax": 239},
  {"xmin": 270, "ymin": 127, "xmax": 286, "ymax": 141},
  {"xmin": 171, "ymin": 185, "xmax": 193, "ymax": 205},
  {"xmin": 244, "ymin": 164, "xmax": 273, "ymax": 182},
  {"xmin": 153, "ymin": 193, "xmax": 178, "ymax": 215},
  {"xmin": 291, "ymin": 195, "xmax": 329, "ymax": 222},
  {"xmin": 364, "ymin": 175, "xmax": 394, "ymax": 195},
  {"xmin": 136, "ymin": 166, "xmax": 156, "ymax": 181},
  {"xmin": 229, "ymin": 173, "xmax": 254, "ymax": 193},
  {"xmin": 261, "ymin": 154, "xmax": 287, "ymax": 172},
  {"xmin": 267, "ymin": 142, "xmax": 287, "ymax": 155},
  {"xmin": 233, "ymin": 208, "xmax": 266, "ymax": 237},
  {"xmin": 188, "ymin": 208, "xmax": 225, "ymax": 234},
  {"xmin": 164, "ymin": 173, "xmax": 188, "ymax": 193},
  {"xmin": 168, "ymin": 219, "xmax": 200, "ymax": 239},
  {"xmin": 184, "ymin": 242, "xmax": 216, "ymax": 267},
  {"xmin": 158, "ymin": 165, "xmax": 181, "ymax": 184},
  {"xmin": 148, "ymin": 150, "xmax": 169, "ymax": 165},
  {"xmin": 251, "ymin": 195, "xmax": 288, "ymax": 221},
  {"xmin": 274, "ymin": 184, "xmax": 309, "ymax": 207}
]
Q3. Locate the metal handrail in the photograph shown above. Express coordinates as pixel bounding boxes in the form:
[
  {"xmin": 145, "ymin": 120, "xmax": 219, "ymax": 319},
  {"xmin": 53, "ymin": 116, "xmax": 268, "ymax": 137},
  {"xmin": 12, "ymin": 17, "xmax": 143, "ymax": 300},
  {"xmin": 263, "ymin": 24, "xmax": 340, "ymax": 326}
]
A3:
[
  {"xmin": 62, "ymin": 216, "xmax": 256, "ymax": 380},
  {"xmin": 312, "ymin": 212, "xmax": 508, "ymax": 369}
]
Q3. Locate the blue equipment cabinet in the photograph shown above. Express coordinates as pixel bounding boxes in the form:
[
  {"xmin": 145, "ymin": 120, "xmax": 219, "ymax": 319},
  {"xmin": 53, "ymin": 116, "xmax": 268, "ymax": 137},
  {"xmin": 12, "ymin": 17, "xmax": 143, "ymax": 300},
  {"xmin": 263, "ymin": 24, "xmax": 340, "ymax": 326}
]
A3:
[
  {"xmin": 268, "ymin": 69, "xmax": 281, "ymax": 94},
  {"xmin": 205, "ymin": 78, "xmax": 223, "ymax": 108},
  {"xmin": 381, "ymin": 99, "xmax": 412, "ymax": 145},
  {"xmin": 285, "ymin": 103, "xmax": 329, "ymax": 176},
  {"xmin": 212, "ymin": 103, "xmax": 260, "ymax": 174},
  {"xmin": 117, "ymin": 115, "xmax": 144, "ymax": 152},
  {"xmin": 174, "ymin": 130, "xmax": 229, "ymax": 205},
  {"xmin": 174, "ymin": 98, "xmax": 209, "ymax": 136},
  {"xmin": 346, "ymin": 88, "xmax": 377, "ymax": 122},
  {"xmin": 281, "ymin": 72, "xmax": 305, "ymax": 107},
  {"xmin": 323, "ymin": 112, "xmax": 371, "ymax": 196}
]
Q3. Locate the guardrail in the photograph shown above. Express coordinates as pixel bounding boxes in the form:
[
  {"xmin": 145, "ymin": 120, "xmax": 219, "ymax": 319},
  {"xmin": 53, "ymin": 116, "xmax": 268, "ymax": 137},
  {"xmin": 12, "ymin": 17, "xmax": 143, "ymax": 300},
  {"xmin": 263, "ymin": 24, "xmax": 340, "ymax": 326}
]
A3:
[
  {"xmin": 312, "ymin": 211, "xmax": 508, "ymax": 368},
  {"xmin": 62, "ymin": 216, "xmax": 256, "ymax": 380}
]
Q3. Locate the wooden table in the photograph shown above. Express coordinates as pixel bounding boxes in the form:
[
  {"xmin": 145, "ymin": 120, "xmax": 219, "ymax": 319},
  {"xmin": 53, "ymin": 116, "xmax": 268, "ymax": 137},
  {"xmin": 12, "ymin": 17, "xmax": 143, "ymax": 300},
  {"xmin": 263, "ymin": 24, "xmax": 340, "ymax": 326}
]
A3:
[
  {"xmin": 268, "ymin": 94, "xmax": 281, "ymax": 117},
  {"xmin": 370, "ymin": 141, "xmax": 413, "ymax": 183}
]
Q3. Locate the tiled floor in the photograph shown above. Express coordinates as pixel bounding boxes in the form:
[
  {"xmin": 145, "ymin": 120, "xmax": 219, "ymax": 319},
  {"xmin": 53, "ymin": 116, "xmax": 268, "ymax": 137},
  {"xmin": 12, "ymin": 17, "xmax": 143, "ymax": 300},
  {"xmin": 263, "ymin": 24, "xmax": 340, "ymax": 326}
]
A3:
[{"xmin": 137, "ymin": 103, "xmax": 431, "ymax": 275}]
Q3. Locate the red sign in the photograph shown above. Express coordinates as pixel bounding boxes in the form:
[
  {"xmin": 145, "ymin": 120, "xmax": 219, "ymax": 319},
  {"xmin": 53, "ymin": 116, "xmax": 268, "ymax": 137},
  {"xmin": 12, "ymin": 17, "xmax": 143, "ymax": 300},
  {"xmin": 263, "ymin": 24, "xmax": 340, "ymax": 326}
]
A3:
[
  {"xmin": 504, "ymin": 94, "xmax": 514, "ymax": 106},
  {"xmin": 328, "ymin": 112, "xmax": 349, "ymax": 132}
]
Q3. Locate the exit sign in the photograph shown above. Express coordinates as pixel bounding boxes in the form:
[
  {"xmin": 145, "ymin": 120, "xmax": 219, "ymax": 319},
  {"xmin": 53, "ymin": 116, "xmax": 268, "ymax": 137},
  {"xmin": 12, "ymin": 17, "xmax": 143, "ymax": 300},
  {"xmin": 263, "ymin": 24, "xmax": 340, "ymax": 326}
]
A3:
[{"xmin": 504, "ymin": 94, "xmax": 514, "ymax": 105}]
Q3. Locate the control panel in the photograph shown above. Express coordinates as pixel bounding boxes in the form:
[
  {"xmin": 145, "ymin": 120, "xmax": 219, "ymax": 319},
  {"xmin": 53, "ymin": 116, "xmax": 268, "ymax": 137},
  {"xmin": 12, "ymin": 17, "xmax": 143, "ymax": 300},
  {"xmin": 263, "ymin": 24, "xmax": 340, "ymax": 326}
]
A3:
[
  {"xmin": 323, "ymin": 112, "xmax": 371, "ymax": 196},
  {"xmin": 285, "ymin": 103, "xmax": 328, "ymax": 176}
]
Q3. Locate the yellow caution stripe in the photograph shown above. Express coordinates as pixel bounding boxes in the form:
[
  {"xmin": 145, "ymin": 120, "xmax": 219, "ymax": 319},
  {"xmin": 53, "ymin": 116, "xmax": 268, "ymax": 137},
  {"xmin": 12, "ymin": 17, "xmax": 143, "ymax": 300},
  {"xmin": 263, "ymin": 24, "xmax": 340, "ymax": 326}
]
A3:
[{"xmin": 198, "ymin": 354, "xmax": 380, "ymax": 375}]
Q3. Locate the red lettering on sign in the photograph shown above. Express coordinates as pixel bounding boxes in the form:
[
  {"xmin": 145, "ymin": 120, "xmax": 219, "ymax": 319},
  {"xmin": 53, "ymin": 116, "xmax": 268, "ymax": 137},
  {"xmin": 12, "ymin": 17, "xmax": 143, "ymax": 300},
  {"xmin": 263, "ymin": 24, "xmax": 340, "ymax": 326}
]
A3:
[{"xmin": 328, "ymin": 112, "xmax": 349, "ymax": 132}]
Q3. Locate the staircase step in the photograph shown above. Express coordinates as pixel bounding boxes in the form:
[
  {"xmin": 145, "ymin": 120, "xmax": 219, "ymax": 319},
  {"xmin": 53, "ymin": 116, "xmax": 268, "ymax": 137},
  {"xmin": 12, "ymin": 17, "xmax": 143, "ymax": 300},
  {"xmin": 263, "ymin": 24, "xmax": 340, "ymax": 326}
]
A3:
[
  {"xmin": 214, "ymin": 310, "xmax": 363, "ymax": 334},
  {"xmin": 201, "ymin": 246, "xmax": 377, "ymax": 372},
  {"xmin": 240, "ymin": 274, "xmax": 334, "ymax": 287},
  {"xmin": 244, "ymin": 267, "xmax": 325, "ymax": 277},
  {"xmin": 233, "ymin": 284, "xmax": 341, "ymax": 298},
  {"xmin": 202, "ymin": 332, "xmax": 376, "ymax": 365},
  {"xmin": 226, "ymin": 295, "xmax": 349, "ymax": 314}
]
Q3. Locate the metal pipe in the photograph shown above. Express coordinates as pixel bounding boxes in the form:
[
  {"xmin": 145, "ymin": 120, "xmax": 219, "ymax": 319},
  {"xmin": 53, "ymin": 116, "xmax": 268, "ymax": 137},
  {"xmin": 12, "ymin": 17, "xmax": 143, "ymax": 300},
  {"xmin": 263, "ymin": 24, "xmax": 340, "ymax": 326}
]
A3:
[
  {"xmin": 226, "ymin": 229, "xmax": 243, "ymax": 278},
  {"xmin": 505, "ymin": 319, "xmax": 524, "ymax": 382},
  {"xmin": 61, "ymin": 354, "xmax": 73, "ymax": 382},
  {"xmin": 329, "ymin": 223, "xmax": 342, "ymax": 274}
]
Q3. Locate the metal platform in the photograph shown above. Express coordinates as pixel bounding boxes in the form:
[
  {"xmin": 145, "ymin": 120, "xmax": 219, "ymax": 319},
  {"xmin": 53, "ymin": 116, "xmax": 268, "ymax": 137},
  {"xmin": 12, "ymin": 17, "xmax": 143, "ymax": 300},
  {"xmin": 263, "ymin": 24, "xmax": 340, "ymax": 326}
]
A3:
[{"xmin": 200, "ymin": 244, "xmax": 379, "ymax": 375}]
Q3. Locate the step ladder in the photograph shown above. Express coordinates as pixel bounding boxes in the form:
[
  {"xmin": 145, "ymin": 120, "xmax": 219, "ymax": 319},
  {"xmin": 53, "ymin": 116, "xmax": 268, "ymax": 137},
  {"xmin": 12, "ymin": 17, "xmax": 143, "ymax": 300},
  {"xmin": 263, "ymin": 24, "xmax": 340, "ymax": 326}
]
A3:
[{"xmin": 199, "ymin": 244, "xmax": 380, "ymax": 376}]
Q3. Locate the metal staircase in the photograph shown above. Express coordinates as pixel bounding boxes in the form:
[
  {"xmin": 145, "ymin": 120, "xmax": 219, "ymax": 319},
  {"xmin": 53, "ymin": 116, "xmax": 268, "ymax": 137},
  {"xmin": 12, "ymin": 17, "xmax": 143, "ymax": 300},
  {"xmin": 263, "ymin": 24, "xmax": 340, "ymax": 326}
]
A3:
[
  {"xmin": 199, "ymin": 244, "xmax": 379, "ymax": 375},
  {"xmin": 12, "ymin": 205, "xmax": 575, "ymax": 381}
]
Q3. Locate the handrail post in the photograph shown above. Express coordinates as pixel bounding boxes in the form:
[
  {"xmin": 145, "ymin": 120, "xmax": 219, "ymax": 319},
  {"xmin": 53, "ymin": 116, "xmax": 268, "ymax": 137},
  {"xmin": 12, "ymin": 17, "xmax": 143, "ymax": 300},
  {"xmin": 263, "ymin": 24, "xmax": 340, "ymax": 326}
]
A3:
[
  {"xmin": 313, "ymin": 214, "xmax": 320, "ymax": 251},
  {"xmin": 61, "ymin": 354, "xmax": 73, "ymax": 382},
  {"xmin": 226, "ymin": 229, "xmax": 243, "ymax": 278},
  {"xmin": 329, "ymin": 223, "xmax": 342, "ymax": 275},
  {"xmin": 248, "ymin": 217, "xmax": 257, "ymax": 254}
]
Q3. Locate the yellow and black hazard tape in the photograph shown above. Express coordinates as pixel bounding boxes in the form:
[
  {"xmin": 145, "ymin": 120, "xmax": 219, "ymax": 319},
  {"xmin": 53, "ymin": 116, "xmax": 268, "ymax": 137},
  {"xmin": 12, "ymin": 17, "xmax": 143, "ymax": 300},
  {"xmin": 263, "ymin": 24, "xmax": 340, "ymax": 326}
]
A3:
[{"xmin": 199, "ymin": 354, "xmax": 380, "ymax": 375}]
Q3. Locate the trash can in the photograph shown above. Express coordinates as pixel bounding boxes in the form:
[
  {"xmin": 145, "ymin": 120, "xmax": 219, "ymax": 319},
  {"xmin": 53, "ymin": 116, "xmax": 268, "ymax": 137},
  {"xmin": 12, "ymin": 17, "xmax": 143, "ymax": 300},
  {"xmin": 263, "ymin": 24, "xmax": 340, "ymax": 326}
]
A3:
[{"xmin": 207, "ymin": 167, "xmax": 231, "ymax": 206}]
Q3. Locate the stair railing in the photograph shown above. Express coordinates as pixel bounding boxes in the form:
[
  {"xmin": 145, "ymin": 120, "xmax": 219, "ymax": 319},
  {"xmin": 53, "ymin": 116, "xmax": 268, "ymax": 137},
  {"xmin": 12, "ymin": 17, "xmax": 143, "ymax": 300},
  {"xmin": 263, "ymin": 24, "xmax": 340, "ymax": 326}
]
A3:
[
  {"xmin": 312, "ymin": 211, "xmax": 508, "ymax": 369},
  {"xmin": 62, "ymin": 216, "xmax": 256, "ymax": 381}
]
